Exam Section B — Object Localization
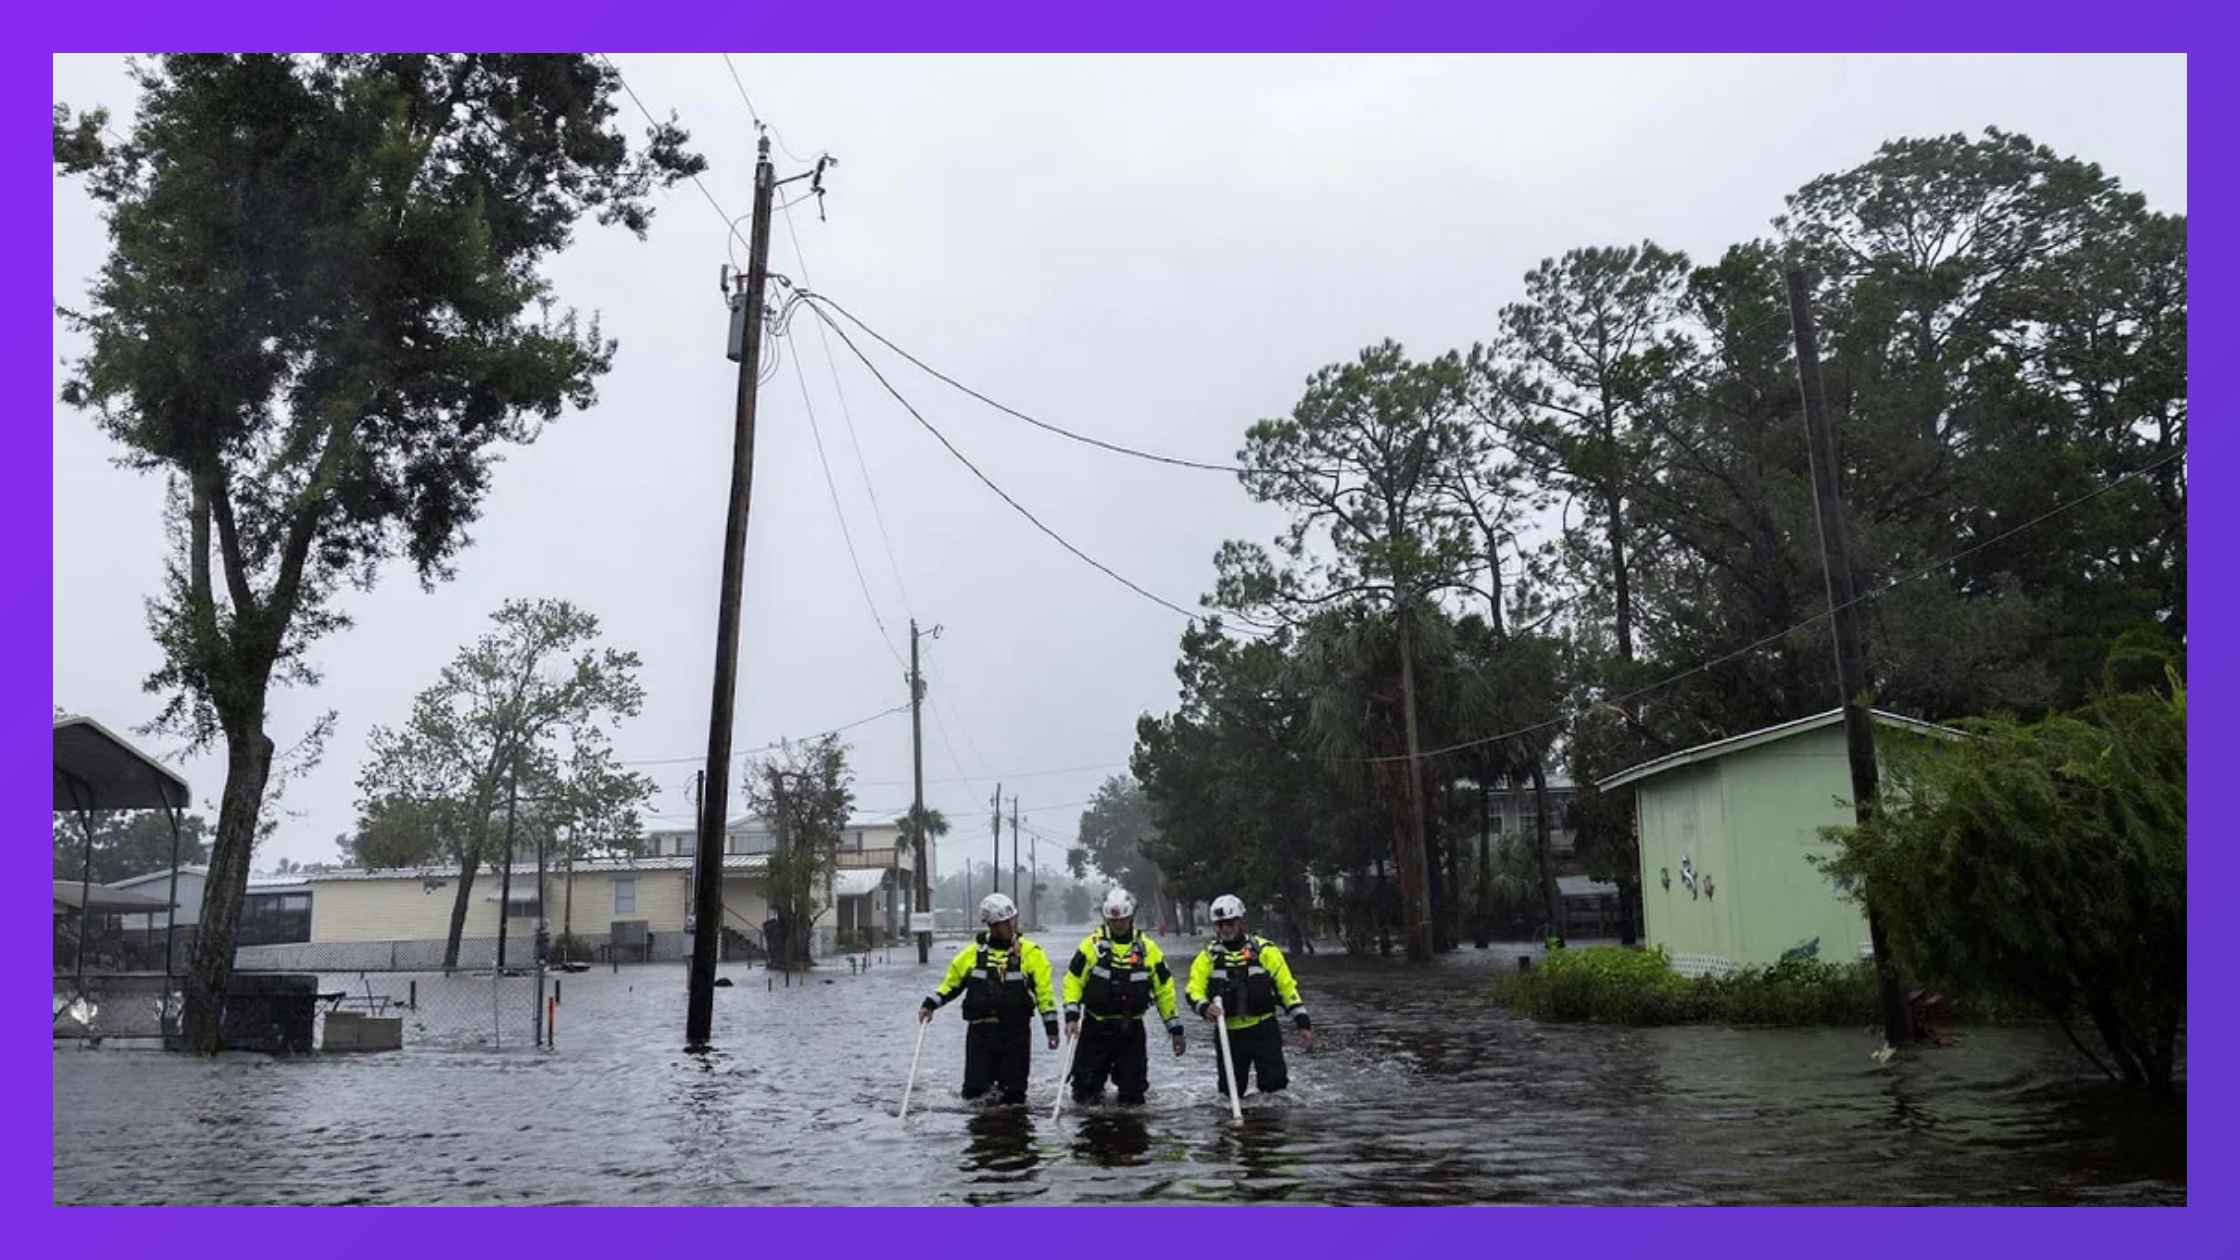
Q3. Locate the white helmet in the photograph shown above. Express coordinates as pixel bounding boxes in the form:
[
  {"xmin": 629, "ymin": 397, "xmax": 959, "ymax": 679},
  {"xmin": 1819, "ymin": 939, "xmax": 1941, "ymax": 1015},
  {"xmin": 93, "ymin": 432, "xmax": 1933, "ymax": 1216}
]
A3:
[
  {"xmin": 978, "ymin": 892, "xmax": 1019, "ymax": 925},
  {"xmin": 1210, "ymin": 894, "xmax": 1246, "ymax": 923},
  {"xmin": 1101, "ymin": 888, "xmax": 1137, "ymax": 921}
]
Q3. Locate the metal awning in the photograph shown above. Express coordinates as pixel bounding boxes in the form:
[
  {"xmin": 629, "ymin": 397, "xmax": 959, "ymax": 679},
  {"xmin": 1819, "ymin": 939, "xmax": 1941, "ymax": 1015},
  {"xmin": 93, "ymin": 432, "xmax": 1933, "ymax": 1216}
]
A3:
[
  {"xmin": 53, "ymin": 715, "xmax": 191, "ymax": 812},
  {"xmin": 54, "ymin": 881, "xmax": 172, "ymax": 915},
  {"xmin": 484, "ymin": 885, "xmax": 543, "ymax": 904},
  {"xmin": 831, "ymin": 868, "xmax": 885, "ymax": 898}
]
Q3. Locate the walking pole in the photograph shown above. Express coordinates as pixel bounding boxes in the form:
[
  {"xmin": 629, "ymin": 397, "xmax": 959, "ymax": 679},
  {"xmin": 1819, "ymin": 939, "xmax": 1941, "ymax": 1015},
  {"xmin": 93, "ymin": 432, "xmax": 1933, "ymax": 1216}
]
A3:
[
  {"xmin": 898, "ymin": 1017, "xmax": 931, "ymax": 1121},
  {"xmin": 1213, "ymin": 997, "xmax": 1244, "ymax": 1121},
  {"xmin": 1051, "ymin": 1021, "xmax": 1083, "ymax": 1121}
]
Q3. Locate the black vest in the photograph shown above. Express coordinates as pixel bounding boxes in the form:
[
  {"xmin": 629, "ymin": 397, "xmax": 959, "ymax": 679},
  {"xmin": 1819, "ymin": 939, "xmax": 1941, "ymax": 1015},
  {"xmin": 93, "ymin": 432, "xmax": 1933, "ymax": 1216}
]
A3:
[
  {"xmin": 1082, "ymin": 931, "xmax": 1153, "ymax": 1018},
  {"xmin": 1205, "ymin": 934, "xmax": 1277, "ymax": 1018},
  {"xmin": 959, "ymin": 937, "xmax": 1034, "ymax": 1021}
]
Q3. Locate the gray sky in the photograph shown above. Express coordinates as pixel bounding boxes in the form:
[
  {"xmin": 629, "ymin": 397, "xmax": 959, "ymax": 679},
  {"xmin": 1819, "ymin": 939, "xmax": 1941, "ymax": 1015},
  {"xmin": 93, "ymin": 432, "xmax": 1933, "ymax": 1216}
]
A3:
[{"xmin": 51, "ymin": 54, "xmax": 2186, "ymax": 877}]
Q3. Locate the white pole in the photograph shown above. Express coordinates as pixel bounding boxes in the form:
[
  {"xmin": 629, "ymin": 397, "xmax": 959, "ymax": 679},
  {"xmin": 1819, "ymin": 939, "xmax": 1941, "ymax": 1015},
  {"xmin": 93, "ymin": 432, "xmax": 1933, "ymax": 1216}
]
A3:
[
  {"xmin": 1051, "ymin": 1021, "xmax": 1083, "ymax": 1121},
  {"xmin": 1213, "ymin": 997, "xmax": 1243, "ymax": 1121},
  {"xmin": 898, "ymin": 1017, "xmax": 930, "ymax": 1121}
]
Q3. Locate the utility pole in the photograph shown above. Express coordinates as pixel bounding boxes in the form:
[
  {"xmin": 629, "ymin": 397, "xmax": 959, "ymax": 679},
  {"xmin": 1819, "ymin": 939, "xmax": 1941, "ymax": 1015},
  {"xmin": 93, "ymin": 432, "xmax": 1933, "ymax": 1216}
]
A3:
[
  {"xmin": 1029, "ymin": 832, "xmax": 1039, "ymax": 931},
  {"xmin": 687, "ymin": 135, "xmax": 777, "ymax": 1051},
  {"xmin": 1010, "ymin": 796, "xmax": 1020, "ymax": 916},
  {"xmin": 1786, "ymin": 267, "xmax": 1913, "ymax": 1049},
  {"xmin": 909, "ymin": 621, "xmax": 938, "ymax": 964},
  {"xmin": 497, "ymin": 753, "xmax": 519, "ymax": 971},
  {"xmin": 990, "ymin": 784, "xmax": 1003, "ymax": 902}
]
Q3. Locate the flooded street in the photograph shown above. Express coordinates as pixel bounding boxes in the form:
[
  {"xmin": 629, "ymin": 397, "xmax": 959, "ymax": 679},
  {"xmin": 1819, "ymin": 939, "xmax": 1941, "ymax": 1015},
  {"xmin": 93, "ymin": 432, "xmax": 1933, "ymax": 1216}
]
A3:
[{"xmin": 52, "ymin": 935, "xmax": 2183, "ymax": 1205}]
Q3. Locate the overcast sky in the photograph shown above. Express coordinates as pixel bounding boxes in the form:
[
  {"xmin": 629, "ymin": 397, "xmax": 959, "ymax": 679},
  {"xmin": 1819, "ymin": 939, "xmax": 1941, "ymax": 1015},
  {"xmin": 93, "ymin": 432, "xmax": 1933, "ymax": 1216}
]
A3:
[{"xmin": 51, "ymin": 54, "xmax": 2186, "ymax": 877}]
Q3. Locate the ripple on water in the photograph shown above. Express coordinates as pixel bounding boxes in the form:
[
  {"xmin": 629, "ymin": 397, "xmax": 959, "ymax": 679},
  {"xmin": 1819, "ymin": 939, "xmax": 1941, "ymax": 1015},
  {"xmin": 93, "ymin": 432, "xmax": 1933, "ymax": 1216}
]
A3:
[{"xmin": 52, "ymin": 950, "xmax": 2182, "ymax": 1205}]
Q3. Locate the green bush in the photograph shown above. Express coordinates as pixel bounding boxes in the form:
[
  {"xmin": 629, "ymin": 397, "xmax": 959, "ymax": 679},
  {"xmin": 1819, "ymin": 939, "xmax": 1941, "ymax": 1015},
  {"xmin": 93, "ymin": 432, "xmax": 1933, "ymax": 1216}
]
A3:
[{"xmin": 1493, "ymin": 946, "xmax": 1889, "ymax": 1027}]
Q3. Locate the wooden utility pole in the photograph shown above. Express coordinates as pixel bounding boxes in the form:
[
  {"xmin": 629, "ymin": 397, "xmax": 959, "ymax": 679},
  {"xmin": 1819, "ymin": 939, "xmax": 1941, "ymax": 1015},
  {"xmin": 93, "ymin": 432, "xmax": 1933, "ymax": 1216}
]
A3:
[
  {"xmin": 1010, "ymin": 796, "xmax": 1020, "ymax": 912},
  {"xmin": 687, "ymin": 135, "xmax": 777, "ymax": 1050},
  {"xmin": 1785, "ymin": 267, "xmax": 1913, "ymax": 1048},
  {"xmin": 990, "ymin": 784, "xmax": 1004, "ymax": 902},
  {"xmin": 910, "ymin": 620, "xmax": 936, "ymax": 964},
  {"xmin": 497, "ymin": 754, "xmax": 520, "ymax": 970},
  {"xmin": 1028, "ymin": 833, "xmax": 1039, "ymax": 931}
]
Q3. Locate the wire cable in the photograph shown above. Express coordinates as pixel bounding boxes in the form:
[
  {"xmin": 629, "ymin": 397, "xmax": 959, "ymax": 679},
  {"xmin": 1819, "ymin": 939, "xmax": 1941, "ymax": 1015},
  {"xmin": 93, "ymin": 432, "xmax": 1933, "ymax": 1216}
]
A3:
[
  {"xmin": 797, "ymin": 291, "xmax": 1249, "ymax": 475},
  {"xmin": 802, "ymin": 299, "xmax": 1279, "ymax": 636},
  {"xmin": 1351, "ymin": 445, "xmax": 2188, "ymax": 765}
]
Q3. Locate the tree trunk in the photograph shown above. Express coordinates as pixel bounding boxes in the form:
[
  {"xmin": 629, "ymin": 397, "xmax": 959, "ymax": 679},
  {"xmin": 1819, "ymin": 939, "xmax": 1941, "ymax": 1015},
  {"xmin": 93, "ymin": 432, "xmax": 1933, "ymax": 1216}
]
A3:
[
  {"xmin": 1425, "ymin": 788, "xmax": 1449, "ymax": 954},
  {"xmin": 1393, "ymin": 612, "xmax": 1434, "ymax": 962},
  {"xmin": 1373, "ymin": 855, "xmax": 1392, "ymax": 956},
  {"xmin": 1477, "ymin": 769, "xmax": 1493, "ymax": 919},
  {"xmin": 1443, "ymin": 777, "xmax": 1462, "ymax": 950},
  {"xmin": 442, "ymin": 856, "xmax": 482, "ymax": 970},
  {"xmin": 1606, "ymin": 486, "xmax": 1636, "ymax": 667},
  {"xmin": 180, "ymin": 725, "xmax": 276, "ymax": 1054},
  {"xmin": 1532, "ymin": 760, "xmax": 1560, "ymax": 943}
]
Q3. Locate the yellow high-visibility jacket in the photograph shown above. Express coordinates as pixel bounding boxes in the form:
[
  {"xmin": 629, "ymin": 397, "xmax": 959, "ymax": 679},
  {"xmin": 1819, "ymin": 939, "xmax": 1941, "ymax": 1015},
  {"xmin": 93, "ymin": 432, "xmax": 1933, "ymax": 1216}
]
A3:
[
  {"xmin": 1061, "ymin": 925, "xmax": 1184, "ymax": 1034},
  {"xmin": 924, "ymin": 931, "xmax": 1059, "ymax": 1032},
  {"xmin": 1185, "ymin": 933, "xmax": 1308, "ymax": 1032}
]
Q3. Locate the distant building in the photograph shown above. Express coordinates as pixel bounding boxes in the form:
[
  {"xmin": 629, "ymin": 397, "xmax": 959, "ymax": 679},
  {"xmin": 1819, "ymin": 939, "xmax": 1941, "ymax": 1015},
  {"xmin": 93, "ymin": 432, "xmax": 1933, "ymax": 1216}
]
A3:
[
  {"xmin": 237, "ymin": 816, "xmax": 915, "ymax": 969},
  {"xmin": 1599, "ymin": 709, "xmax": 1962, "ymax": 977}
]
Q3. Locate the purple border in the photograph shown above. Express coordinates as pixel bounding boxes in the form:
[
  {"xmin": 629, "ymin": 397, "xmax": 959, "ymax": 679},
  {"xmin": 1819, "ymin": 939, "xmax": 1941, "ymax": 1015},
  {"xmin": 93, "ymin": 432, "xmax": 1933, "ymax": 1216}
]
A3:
[{"xmin": 21, "ymin": 4, "xmax": 2222, "ymax": 1249}]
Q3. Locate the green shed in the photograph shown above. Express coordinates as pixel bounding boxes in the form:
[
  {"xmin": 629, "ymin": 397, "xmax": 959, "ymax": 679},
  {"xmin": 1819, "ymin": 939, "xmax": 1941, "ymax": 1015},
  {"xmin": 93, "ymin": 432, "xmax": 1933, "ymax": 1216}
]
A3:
[{"xmin": 1598, "ymin": 709, "xmax": 1962, "ymax": 977}]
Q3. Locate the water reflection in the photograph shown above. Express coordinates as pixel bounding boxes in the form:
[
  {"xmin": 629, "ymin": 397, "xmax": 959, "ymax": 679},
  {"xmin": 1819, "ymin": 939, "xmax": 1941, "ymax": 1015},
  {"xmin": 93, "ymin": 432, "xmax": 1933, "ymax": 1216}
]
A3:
[
  {"xmin": 1070, "ymin": 1109, "xmax": 1152, "ymax": 1167},
  {"xmin": 961, "ymin": 1105, "xmax": 1040, "ymax": 1180},
  {"xmin": 51, "ymin": 948, "xmax": 2184, "ymax": 1206}
]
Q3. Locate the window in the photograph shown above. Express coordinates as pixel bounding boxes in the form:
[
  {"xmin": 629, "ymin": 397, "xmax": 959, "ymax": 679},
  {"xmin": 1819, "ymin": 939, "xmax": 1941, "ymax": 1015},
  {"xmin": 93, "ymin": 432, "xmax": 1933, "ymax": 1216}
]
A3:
[
  {"xmin": 615, "ymin": 878, "xmax": 637, "ymax": 915},
  {"xmin": 506, "ymin": 895, "xmax": 542, "ymax": 918}
]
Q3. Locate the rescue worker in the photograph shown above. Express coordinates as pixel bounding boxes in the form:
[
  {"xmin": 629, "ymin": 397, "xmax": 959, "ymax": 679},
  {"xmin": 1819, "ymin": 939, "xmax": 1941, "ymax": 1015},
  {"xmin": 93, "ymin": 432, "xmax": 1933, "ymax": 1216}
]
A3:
[
  {"xmin": 919, "ymin": 892, "xmax": 1059, "ymax": 1106},
  {"xmin": 1185, "ymin": 894, "xmax": 1311, "ymax": 1100},
  {"xmin": 1061, "ymin": 888, "xmax": 1186, "ymax": 1106}
]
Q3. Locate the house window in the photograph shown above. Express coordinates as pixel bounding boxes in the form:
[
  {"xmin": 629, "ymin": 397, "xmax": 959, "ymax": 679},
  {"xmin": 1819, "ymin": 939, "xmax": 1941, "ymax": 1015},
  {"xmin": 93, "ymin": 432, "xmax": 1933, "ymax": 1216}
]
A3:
[
  {"xmin": 615, "ymin": 878, "xmax": 637, "ymax": 915},
  {"xmin": 506, "ymin": 892, "xmax": 542, "ymax": 918}
]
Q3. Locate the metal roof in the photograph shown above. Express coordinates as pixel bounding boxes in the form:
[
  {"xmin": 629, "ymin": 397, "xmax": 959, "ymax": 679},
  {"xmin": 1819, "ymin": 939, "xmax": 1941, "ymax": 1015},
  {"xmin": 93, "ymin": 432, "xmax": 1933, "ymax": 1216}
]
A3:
[
  {"xmin": 830, "ymin": 868, "xmax": 886, "ymax": 898},
  {"xmin": 52, "ymin": 715, "xmax": 191, "ymax": 812},
  {"xmin": 1596, "ymin": 709, "xmax": 1965, "ymax": 793},
  {"xmin": 306, "ymin": 853, "xmax": 772, "ymax": 882},
  {"xmin": 53, "ymin": 880, "xmax": 173, "ymax": 915}
]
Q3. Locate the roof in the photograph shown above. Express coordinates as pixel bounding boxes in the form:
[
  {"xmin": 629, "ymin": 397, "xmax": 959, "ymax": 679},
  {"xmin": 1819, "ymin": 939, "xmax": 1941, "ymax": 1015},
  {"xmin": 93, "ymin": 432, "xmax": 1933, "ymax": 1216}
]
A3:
[
  {"xmin": 107, "ymin": 867, "xmax": 306, "ymax": 893},
  {"xmin": 831, "ymin": 868, "xmax": 885, "ymax": 898},
  {"xmin": 52, "ymin": 715, "xmax": 191, "ymax": 812},
  {"xmin": 643, "ymin": 816, "xmax": 903, "ymax": 839},
  {"xmin": 54, "ymin": 880, "xmax": 174, "ymax": 915},
  {"xmin": 107, "ymin": 865, "xmax": 210, "ymax": 890},
  {"xmin": 1557, "ymin": 875, "xmax": 1619, "ymax": 899},
  {"xmin": 1596, "ymin": 709, "xmax": 1966, "ymax": 793},
  {"xmin": 306, "ymin": 853, "xmax": 772, "ymax": 882}
]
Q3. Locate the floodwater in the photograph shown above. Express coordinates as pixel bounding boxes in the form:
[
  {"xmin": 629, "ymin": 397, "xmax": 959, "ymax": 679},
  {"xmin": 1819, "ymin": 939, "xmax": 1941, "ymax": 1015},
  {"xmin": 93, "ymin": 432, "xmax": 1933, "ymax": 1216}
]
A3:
[{"xmin": 52, "ymin": 931, "xmax": 2183, "ymax": 1205}]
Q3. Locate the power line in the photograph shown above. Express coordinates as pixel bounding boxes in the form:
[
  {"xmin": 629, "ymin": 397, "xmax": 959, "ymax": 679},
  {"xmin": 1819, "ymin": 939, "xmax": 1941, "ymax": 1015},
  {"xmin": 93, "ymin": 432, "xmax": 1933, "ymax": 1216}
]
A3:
[
  {"xmin": 617, "ymin": 703, "xmax": 910, "ymax": 767},
  {"xmin": 851, "ymin": 759, "xmax": 1129, "ymax": 789},
  {"xmin": 598, "ymin": 54, "xmax": 751, "ymax": 261},
  {"xmin": 781, "ymin": 202, "xmax": 917, "ymax": 623},
  {"xmin": 1353, "ymin": 445, "xmax": 2189, "ymax": 766},
  {"xmin": 785, "ymin": 292, "xmax": 908, "ymax": 670},
  {"xmin": 719, "ymin": 54, "xmax": 815, "ymax": 164},
  {"xmin": 798, "ymin": 291, "xmax": 1249, "ymax": 475},
  {"xmin": 801, "ymin": 299, "xmax": 1279, "ymax": 636}
]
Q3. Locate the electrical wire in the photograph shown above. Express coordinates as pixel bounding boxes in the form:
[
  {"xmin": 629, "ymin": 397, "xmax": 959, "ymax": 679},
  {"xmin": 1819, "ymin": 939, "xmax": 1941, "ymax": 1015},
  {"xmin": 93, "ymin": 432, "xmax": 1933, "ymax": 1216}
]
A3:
[
  {"xmin": 797, "ymin": 290, "xmax": 1250, "ymax": 475},
  {"xmin": 801, "ymin": 299, "xmax": 1280, "ymax": 637},
  {"xmin": 1350, "ymin": 445, "xmax": 2189, "ymax": 766},
  {"xmin": 599, "ymin": 54, "xmax": 751, "ymax": 261}
]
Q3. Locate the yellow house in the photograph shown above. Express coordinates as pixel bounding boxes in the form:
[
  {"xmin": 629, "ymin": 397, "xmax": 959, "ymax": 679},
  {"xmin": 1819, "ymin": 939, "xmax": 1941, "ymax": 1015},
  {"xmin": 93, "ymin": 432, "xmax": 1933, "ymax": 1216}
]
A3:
[{"xmin": 261, "ymin": 816, "xmax": 917, "ymax": 969}]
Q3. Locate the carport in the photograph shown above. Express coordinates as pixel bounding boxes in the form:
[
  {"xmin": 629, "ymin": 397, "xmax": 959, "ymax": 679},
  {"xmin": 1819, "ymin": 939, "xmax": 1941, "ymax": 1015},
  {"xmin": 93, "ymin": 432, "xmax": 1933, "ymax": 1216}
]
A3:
[{"xmin": 53, "ymin": 715, "xmax": 194, "ymax": 995}]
